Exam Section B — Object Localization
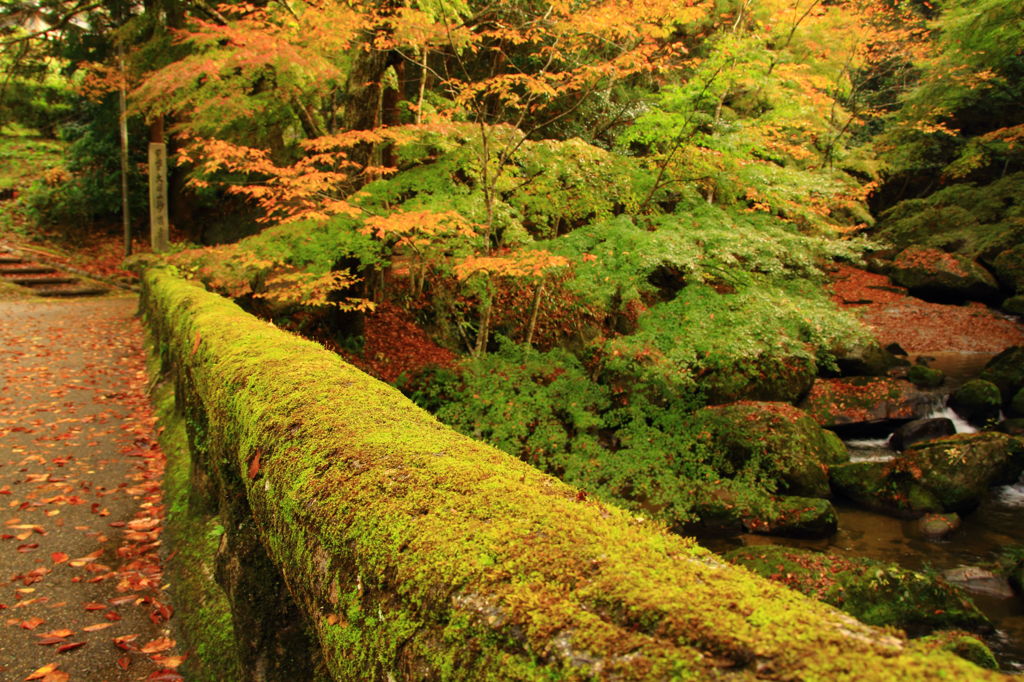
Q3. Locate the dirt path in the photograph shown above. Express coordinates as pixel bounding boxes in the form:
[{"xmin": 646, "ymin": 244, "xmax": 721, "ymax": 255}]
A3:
[{"xmin": 0, "ymin": 296, "xmax": 182, "ymax": 681}]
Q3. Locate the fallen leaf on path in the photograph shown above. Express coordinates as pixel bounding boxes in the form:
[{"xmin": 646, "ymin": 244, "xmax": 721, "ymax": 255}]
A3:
[
  {"xmin": 56, "ymin": 641, "xmax": 86, "ymax": 653},
  {"xmin": 20, "ymin": 617, "xmax": 45, "ymax": 630},
  {"xmin": 25, "ymin": 663, "xmax": 57, "ymax": 680},
  {"xmin": 38, "ymin": 630, "xmax": 73, "ymax": 639},
  {"xmin": 151, "ymin": 654, "xmax": 187, "ymax": 668},
  {"xmin": 139, "ymin": 636, "xmax": 175, "ymax": 654}
]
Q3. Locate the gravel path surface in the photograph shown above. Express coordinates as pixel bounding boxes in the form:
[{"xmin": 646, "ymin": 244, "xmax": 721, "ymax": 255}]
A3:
[{"xmin": 0, "ymin": 296, "xmax": 182, "ymax": 681}]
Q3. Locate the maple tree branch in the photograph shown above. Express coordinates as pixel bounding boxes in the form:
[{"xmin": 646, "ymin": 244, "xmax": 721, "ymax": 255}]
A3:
[
  {"xmin": 0, "ymin": 0, "xmax": 104, "ymax": 46},
  {"xmin": 640, "ymin": 59, "xmax": 731, "ymax": 212},
  {"xmin": 191, "ymin": 0, "xmax": 229, "ymax": 25}
]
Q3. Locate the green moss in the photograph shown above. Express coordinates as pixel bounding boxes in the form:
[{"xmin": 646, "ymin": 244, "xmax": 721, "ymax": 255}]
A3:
[
  {"xmin": 912, "ymin": 632, "xmax": 999, "ymax": 670},
  {"xmin": 908, "ymin": 365, "xmax": 944, "ymax": 389},
  {"xmin": 149, "ymin": 366, "xmax": 242, "ymax": 681},
  {"xmin": 140, "ymin": 267, "xmax": 1005, "ymax": 681},
  {"xmin": 724, "ymin": 546, "xmax": 990, "ymax": 635},
  {"xmin": 948, "ymin": 379, "xmax": 1002, "ymax": 425}
]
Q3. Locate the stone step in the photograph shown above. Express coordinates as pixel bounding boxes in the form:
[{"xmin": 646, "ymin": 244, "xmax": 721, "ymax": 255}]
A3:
[
  {"xmin": 33, "ymin": 286, "xmax": 108, "ymax": 298},
  {"xmin": 5, "ymin": 276, "xmax": 80, "ymax": 286},
  {"xmin": 0, "ymin": 256, "xmax": 25, "ymax": 264},
  {"xmin": 0, "ymin": 266, "xmax": 59, "ymax": 275}
]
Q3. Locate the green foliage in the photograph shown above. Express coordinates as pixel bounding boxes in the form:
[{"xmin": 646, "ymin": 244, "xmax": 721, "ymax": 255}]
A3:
[
  {"xmin": 726, "ymin": 546, "xmax": 991, "ymax": 635},
  {"xmin": 604, "ymin": 277, "xmax": 867, "ymax": 402},
  {"xmin": 434, "ymin": 338, "xmax": 609, "ymax": 475},
  {"xmin": 0, "ymin": 126, "xmax": 64, "ymax": 192},
  {"xmin": 881, "ymin": 0, "xmax": 1024, "ymax": 182},
  {"xmin": 547, "ymin": 205, "xmax": 867, "ymax": 310},
  {"xmin": 877, "ymin": 172, "xmax": 1024, "ymax": 258},
  {"xmin": 22, "ymin": 97, "xmax": 149, "ymax": 230},
  {"xmin": 425, "ymin": 340, "xmax": 839, "ymax": 528}
]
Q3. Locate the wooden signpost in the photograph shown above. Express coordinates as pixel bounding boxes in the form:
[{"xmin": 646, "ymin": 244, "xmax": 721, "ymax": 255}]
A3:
[{"xmin": 148, "ymin": 142, "xmax": 170, "ymax": 252}]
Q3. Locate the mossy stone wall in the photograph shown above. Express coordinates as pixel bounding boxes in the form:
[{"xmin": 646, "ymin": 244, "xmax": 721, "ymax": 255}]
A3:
[{"xmin": 140, "ymin": 268, "xmax": 1003, "ymax": 681}]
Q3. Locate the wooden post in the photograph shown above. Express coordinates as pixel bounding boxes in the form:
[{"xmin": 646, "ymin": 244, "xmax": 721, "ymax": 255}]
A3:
[
  {"xmin": 148, "ymin": 141, "xmax": 170, "ymax": 252},
  {"xmin": 117, "ymin": 50, "xmax": 131, "ymax": 257}
]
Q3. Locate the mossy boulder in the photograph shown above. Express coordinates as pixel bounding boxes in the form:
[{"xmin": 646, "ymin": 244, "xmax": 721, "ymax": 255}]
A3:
[
  {"xmin": 886, "ymin": 246, "xmax": 999, "ymax": 303},
  {"xmin": 916, "ymin": 513, "xmax": 961, "ymax": 540},
  {"xmin": 800, "ymin": 377, "xmax": 933, "ymax": 431},
  {"xmin": 992, "ymin": 244, "xmax": 1024, "ymax": 294},
  {"xmin": 875, "ymin": 172, "xmax": 1024, "ymax": 260},
  {"xmin": 911, "ymin": 631, "xmax": 999, "ymax": 670},
  {"xmin": 996, "ymin": 417, "xmax": 1024, "ymax": 436},
  {"xmin": 1002, "ymin": 295, "xmax": 1024, "ymax": 315},
  {"xmin": 689, "ymin": 401, "xmax": 848, "ymax": 498},
  {"xmin": 830, "ymin": 461, "xmax": 943, "ymax": 518},
  {"xmin": 908, "ymin": 364, "xmax": 944, "ymax": 389},
  {"xmin": 1008, "ymin": 387, "xmax": 1024, "ymax": 418},
  {"xmin": 895, "ymin": 432, "xmax": 1024, "ymax": 513},
  {"xmin": 690, "ymin": 484, "xmax": 838, "ymax": 538},
  {"xmin": 832, "ymin": 340, "xmax": 908, "ymax": 377},
  {"xmin": 724, "ymin": 546, "xmax": 990, "ymax": 635},
  {"xmin": 948, "ymin": 379, "xmax": 1002, "ymax": 426},
  {"xmin": 891, "ymin": 417, "xmax": 956, "ymax": 451},
  {"xmin": 979, "ymin": 346, "xmax": 1024, "ymax": 406},
  {"xmin": 701, "ymin": 354, "xmax": 817, "ymax": 405}
]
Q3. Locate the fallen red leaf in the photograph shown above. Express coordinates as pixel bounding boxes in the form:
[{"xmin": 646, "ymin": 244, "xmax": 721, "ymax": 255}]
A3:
[
  {"xmin": 248, "ymin": 451, "xmax": 261, "ymax": 480},
  {"xmin": 50, "ymin": 552, "xmax": 68, "ymax": 564},
  {"xmin": 139, "ymin": 636, "xmax": 175, "ymax": 654},
  {"xmin": 21, "ymin": 617, "xmax": 45, "ymax": 630},
  {"xmin": 56, "ymin": 641, "xmax": 86, "ymax": 653},
  {"xmin": 38, "ymin": 629, "xmax": 73, "ymax": 639}
]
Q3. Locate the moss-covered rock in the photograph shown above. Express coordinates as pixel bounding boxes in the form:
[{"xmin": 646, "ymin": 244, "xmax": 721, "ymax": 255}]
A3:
[
  {"xmin": 689, "ymin": 401, "xmax": 847, "ymax": 498},
  {"xmin": 911, "ymin": 631, "xmax": 999, "ymax": 670},
  {"xmin": 1002, "ymin": 295, "xmax": 1024, "ymax": 316},
  {"xmin": 997, "ymin": 417, "xmax": 1024, "ymax": 436},
  {"xmin": 980, "ymin": 346, "xmax": 1024, "ymax": 406},
  {"xmin": 142, "ymin": 268, "xmax": 1005, "ymax": 681},
  {"xmin": 831, "ymin": 432, "xmax": 1024, "ymax": 516},
  {"xmin": 992, "ymin": 244, "xmax": 1024, "ymax": 294},
  {"xmin": 896, "ymin": 432, "xmax": 1024, "ymax": 513},
  {"xmin": 832, "ymin": 340, "xmax": 908, "ymax": 377},
  {"xmin": 830, "ymin": 461, "xmax": 943, "ymax": 518},
  {"xmin": 908, "ymin": 364, "xmax": 944, "ymax": 389},
  {"xmin": 886, "ymin": 246, "xmax": 999, "ymax": 303},
  {"xmin": 800, "ymin": 377, "xmax": 933, "ymax": 430},
  {"xmin": 916, "ymin": 513, "xmax": 961, "ymax": 540},
  {"xmin": 689, "ymin": 485, "xmax": 838, "ymax": 538},
  {"xmin": 948, "ymin": 379, "xmax": 1003, "ymax": 426},
  {"xmin": 875, "ymin": 173, "xmax": 1024, "ymax": 263},
  {"xmin": 890, "ymin": 417, "xmax": 956, "ymax": 451},
  {"xmin": 724, "ymin": 546, "xmax": 990, "ymax": 635},
  {"xmin": 701, "ymin": 353, "xmax": 817, "ymax": 405}
]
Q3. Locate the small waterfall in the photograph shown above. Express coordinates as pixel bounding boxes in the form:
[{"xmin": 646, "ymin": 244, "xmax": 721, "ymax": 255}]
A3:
[
  {"xmin": 919, "ymin": 402, "xmax": 980, "ymax": 435},
  {"xmin": 844, "ymin": 392, "xmax": 982, "ymax": 462}
]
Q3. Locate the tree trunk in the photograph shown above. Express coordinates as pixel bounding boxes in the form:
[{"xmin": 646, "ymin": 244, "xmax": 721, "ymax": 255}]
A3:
[
  {"xmin": 525, "ymin": 282, "xmax": 544, "ymax": 346},
  {"xmin": 118, "ymin": 50, "xmax": 132, "ymax": 257}
]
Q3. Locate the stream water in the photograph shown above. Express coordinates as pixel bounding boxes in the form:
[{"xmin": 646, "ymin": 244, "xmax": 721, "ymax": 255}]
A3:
[{"xmin": 701, "ymin": 351, "xmax": 1024, "ymax": 673}]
